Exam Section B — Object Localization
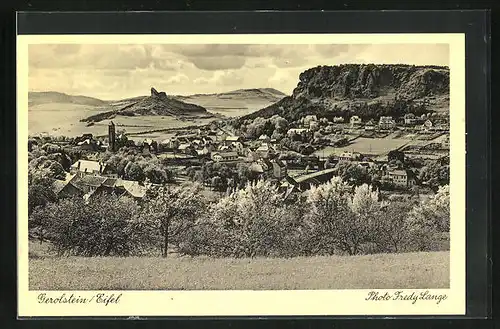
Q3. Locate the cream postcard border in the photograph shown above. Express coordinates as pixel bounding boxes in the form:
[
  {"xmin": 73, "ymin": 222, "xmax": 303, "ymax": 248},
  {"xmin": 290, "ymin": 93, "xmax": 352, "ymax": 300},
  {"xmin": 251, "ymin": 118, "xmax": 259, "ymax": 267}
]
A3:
[{"xmin": 17, "ymin": 33, "xmax": 466, "ymax": 317}]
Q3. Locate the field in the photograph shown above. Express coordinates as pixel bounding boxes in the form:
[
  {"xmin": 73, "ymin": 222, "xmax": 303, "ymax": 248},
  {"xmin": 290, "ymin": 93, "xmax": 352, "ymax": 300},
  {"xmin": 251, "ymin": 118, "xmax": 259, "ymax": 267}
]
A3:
[
  {"xmin": 28, "ymin": 91, "xmax": 278, "ymax": 138},
  {"xmin": 28, "ymin": 103, "xmax": 109, "ymax": 137},
  {"xmin": 314, "ymin": 137, "xmax": 412, "ymax": 157},
  {"xmin": 29, "ymin": 242, "xmax": 449, "ymax": 290},
  {"xmin": 29, "ymin": 103, "xmax": 214, "ymax": 139}
]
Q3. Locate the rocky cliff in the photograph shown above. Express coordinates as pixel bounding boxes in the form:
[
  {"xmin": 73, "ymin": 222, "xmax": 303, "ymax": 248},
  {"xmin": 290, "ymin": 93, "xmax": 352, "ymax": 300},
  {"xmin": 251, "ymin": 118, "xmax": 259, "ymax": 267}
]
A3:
[
  {"xmin": 242, "ymin": 64, "xmax": 449, "ymax": 123},
  {"xmin": 292, "ymin": 64, "xmax": 449, "ymax": 100}
]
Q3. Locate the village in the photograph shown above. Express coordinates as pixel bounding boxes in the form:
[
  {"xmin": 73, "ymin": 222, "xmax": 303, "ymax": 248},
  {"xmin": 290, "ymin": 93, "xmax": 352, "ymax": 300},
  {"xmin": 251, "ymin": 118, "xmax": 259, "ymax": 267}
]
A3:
[{"xmin": 29, "ymin": 109, "xmax": 450, "ymax": 204}]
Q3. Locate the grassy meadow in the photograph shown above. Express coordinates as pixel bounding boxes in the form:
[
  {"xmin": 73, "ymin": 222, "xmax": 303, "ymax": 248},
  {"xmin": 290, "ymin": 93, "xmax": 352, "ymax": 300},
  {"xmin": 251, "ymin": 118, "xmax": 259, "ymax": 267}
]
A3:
[{"xmin": 29, "ymin": 241, "xmax": 449, "ymax": 290}]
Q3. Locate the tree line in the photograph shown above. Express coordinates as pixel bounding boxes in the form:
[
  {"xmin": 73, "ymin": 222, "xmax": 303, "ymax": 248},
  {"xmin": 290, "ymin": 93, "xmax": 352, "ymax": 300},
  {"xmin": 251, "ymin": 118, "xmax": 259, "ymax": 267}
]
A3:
[{"xmin": 29, "ymin": 177, "xmax": 450, "ymax": 258}]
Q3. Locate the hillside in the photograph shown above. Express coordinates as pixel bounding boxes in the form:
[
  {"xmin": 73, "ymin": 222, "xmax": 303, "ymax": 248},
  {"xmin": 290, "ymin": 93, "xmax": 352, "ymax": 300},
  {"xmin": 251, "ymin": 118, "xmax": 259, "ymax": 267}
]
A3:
[
  {"xmin": 241, "ymin": 64, "xmax": 450, "ymax": 123},
  {"xmin": 82, "ymin": 88, "xmax": 214, "ymax": 123},
  {"xmin": 28, "ymin": 91, "xmax": 108, "ymax": 107}
]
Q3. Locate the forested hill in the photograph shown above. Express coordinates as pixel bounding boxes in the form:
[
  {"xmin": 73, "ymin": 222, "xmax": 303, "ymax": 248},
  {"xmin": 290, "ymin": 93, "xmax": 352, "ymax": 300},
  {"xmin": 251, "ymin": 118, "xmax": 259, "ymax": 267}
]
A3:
[{"xmin": 241, "ymin": 64, "xmax": 450, "ymax": 123}]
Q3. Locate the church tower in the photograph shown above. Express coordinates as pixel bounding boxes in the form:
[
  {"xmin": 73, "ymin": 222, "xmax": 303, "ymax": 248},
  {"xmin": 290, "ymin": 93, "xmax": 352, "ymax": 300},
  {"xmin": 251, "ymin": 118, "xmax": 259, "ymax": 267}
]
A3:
[{"xmin": 108, "ymin": 121, "xmax": 116, "ymax": 152}]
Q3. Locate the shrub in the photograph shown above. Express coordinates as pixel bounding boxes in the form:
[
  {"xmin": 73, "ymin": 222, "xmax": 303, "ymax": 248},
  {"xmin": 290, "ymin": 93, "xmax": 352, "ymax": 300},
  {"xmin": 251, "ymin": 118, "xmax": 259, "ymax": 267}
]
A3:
[{"xmin": 29, "ymin": 194, "xmax": 150, "ymax": 256}]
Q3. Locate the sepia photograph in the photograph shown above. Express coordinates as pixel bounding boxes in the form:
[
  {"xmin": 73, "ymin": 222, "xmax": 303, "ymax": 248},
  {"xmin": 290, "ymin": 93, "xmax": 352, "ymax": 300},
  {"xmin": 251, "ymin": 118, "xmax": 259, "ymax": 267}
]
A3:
[
  {"xmin": 16, "ymin": 32, "xmax": 467, "ymax": 317},
  {"xmin": 26, "ymin": 41, "xmax": 452, "ymax": 291}
]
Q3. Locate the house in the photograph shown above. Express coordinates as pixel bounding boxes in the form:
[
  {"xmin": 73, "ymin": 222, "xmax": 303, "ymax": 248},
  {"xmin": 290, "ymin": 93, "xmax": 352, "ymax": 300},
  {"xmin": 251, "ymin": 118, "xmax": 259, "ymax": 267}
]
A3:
[
  {"xmin": 70, "ymin": 159, "xmax": 111, "ymax": 177},
  {"xmin": 160, "ymin": 138, "xmax": 180, "ymax": 151},
  {"xmin": 51, "ymin": 173, "xmax": 82, "ymax": 199},
  {"xmin": 337, "ymin": 151, "xmax": 362, "ymax": 161},
  {"xmin": 287, "ymin": 128, "xmax": 309, "ymax": 137},
  {"xmin": 76, "ymin": 138, "xmax": 100, "ymax": 151},
  {"xmin": 196, "ymin": 146, "xmax": 211, "ymax": 156},
  {"xmin": 255, "ymin": 143, "xmax": 275, "ymax": 158},
  {"xmin": 178, "ymin": 143, "xmax": 195, "ymax": 155},
  {"xmin": 386, "ymin": 169, "xmax": 415, "ymax": 188},
  {"xmin": 211, "ymin": 151, "xmax": 238, "ymax": 162},
  {"xmin": 304, "ymin": 115, "xmax": 318, "ymax": 122},
  {"xmin": 143, "ymin": 139, "xmax": 157, "ymax": 153},
  {"xmin": 272, "ymin": 160, "xmax": 287, "ymax": 179},
  {"xmin": 218, "ymin": 145, "xmax": 231, "ymax": 152},
  {"xmin": 249, "ymin": 158, "xmax": 273, "ymax": 174},
  {"xmin": 232, "ymin": 141, "xmax": 245, "ymax": 154},
  {"xmin": 258, "ymin": 134, "xmax": 271, "ymax": 143},
  {"xmin": 115, "ymin": 179, "xmax": 150, "ymax": 200},
  {"xmin": 404, "ymin": 113, "xmax": 418, "ymax": 125},
  {"xmin": 302, "ymin": 115, "xmax": 318, "ymax": 128},
  {"xmin": 224, "ymin": 135, "xmax": 242, "ymax": 145},
  {"xmin": 350, "ymin": 116, "xmax": 362, "ymax": 127},
  {"xmin": 421, "ymin": 120, "xmax": 433, "ymax": 132},
  {"xmin": 71, "ymin": 175, "xmax": 110, "ymax": 195},
  {"xmin": 357, "ymin": 161, "xmax": 373, "ymax": 169},
  {"xmin": 379, "ymin": 116, "xmax": 396, "ymax": 129},
  {"xmin": 364, "ymin": 119, "xmax": 375, "ymax": 131}
]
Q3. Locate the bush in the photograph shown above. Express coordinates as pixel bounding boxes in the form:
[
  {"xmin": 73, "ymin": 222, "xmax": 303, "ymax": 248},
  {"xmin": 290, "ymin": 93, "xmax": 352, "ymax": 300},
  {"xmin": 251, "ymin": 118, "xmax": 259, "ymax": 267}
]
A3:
[
  {"xmin": 29, "ymin": 194, "xmax": 151, "ymax": 256},
  {"xmin": 183, "ymin": 180, "xmax": 306, "ymax": 258}
]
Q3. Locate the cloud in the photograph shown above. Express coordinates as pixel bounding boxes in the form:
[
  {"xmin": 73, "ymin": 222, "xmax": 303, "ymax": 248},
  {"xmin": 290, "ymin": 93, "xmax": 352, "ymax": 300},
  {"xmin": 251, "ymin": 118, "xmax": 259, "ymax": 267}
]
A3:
[
  {"xmin": 166, "ymin": 73, "xmax": 189, "ymax": 84},
  {"xmin": 28, "ymin": 43, "xmax": 450, "ymax": 99},
  {"xmin": 268, "ymin": 70, "xmax": 292, "ymax": 85},
  {"xmin": 193, "ymin": 70, "xmax": 243, "ymax": 86},
  {"xmin": 190, "ymin": 56, "xmax": 246, "ymax": 70}
]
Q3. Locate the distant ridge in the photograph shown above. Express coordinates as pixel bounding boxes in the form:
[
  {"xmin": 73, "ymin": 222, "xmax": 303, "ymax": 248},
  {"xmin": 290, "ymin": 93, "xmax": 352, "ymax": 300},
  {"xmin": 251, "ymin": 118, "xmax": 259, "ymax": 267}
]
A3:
[
  {"xmin": 175, "ymin": 88, "xmax": 287, "ymax": 98},
  {"xmin": 28, "ymin": 91, "xmax": 107, "ymax": 107}
]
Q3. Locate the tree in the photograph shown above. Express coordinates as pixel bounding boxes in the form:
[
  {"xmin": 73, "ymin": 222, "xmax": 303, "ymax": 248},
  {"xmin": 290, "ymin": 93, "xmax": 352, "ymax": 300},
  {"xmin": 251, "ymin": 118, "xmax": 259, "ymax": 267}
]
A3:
[
  {"xmin": 271, "ymin": 115, "xmax": 289, "ymax": 132},
  {"xmin": 406, "ymin": 185, "xmax": 450, "ymax": 251},
  {"xmin": 373, "ymin": 201, "xmax": 413, "ymax": 252},
  {"xmin": 305, "ymin": 177, "xmax": 369, "ymax": 255},
  {"xmin": 30, "ymin": 194, "xmax": 148, "ymax": 256},
  {"xmin": 211, "ymin": 176, "xmax": 224, "ymax": 191},
  {"xmin": 29, "ymin": 156, "xmax": 66, "ymax": 180},
  {"xmin": 418, "ymin": 160, "xmax": 449, "ymax": 190},
  {"xmin": 388, "ymin": 150, "xmax": 405, "ymax": 163},
  {"xmin": 335, "ymin": 161, "xmax": 371, "ymax": 186},
  {"xmin": 28, "ymin": 168, "xmax": 57, "ymax": 217},
  {"xmin": 208, "ymin": 180, "xmax": 300, "ymax": 257},
  {"xmin": 124, "ymin": 161, "xmax": 145, "ymax": 182},
  {"xmin": 144, "ymin": 165, "xmax": 172, "ymax": 184},
  {"xmin": 141, "ymin": 184, "xmax": 206, "ymax": 257}
]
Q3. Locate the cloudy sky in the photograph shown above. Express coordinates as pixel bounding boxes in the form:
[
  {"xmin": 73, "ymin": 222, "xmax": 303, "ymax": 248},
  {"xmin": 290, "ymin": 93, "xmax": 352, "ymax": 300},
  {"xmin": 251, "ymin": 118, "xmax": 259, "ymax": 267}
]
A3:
[{"xmin": 28, "ymin": 44, "xmax": 449, "ymax": 100}]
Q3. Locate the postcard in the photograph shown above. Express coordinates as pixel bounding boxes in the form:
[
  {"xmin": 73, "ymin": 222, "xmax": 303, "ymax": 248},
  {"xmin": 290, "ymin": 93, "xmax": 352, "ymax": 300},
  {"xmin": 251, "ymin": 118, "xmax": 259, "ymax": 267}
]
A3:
[{"xmin": 17, "ymin": 33, "xmax": 465, "ymax": 317}]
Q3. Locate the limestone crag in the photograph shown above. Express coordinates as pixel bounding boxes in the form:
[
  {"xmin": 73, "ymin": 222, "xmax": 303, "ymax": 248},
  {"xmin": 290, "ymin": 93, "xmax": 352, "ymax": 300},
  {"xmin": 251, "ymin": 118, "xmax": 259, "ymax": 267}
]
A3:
[
  {"xmin": 241, "ymin": 64, "xmax": 450, "ymax": 123},
  {"xmin": 292, "ymin": 64, "xmax": 449, "ymax": 101}
]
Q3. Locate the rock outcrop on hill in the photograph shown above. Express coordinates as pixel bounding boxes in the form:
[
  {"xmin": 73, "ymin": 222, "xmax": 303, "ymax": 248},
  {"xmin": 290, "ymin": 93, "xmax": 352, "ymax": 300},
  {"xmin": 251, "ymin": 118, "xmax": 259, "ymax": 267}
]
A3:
[
  {"xmin": 82, "ymin": 87, "xmax": 213, "ymax": 123},
  {"xmin": 241, "ymin": 64, "xmax": 449, "ymax": 123}
]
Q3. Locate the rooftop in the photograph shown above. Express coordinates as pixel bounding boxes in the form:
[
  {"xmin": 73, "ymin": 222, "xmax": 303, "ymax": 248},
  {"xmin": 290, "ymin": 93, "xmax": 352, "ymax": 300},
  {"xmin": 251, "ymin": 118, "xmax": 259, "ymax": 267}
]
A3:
[{"xmin": 71, "ymin": 159, "xmax": 105, "ymax": 173}]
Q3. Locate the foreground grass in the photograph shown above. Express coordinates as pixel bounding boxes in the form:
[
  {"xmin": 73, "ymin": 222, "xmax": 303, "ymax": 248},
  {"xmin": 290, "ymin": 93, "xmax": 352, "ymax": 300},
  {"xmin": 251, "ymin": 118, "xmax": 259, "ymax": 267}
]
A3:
[{"xmin": 29, "ymin": 248, "xmax": 449, "ymax": 290}]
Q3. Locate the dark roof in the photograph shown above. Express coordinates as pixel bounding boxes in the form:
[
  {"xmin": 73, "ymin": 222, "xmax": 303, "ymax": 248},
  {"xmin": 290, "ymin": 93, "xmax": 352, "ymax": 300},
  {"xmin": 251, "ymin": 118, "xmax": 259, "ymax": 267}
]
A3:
[
  {"xmin": 274, "ymin": 160, "xmax": 287, "ymax": 167},
  {"xmin": 73, "ymin": 175, "xmax": 108, "ymax": 188},
  {"xmin": 262, "ymin": 159, "xmax": 273, "ymax": 168},
  {"xmin": 102, "ymin": 177, "xmax": 118, "ymax": 187},
  {"xmin": 285, "ymin": 175, "xmax": 299, "ymax": 186}
]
